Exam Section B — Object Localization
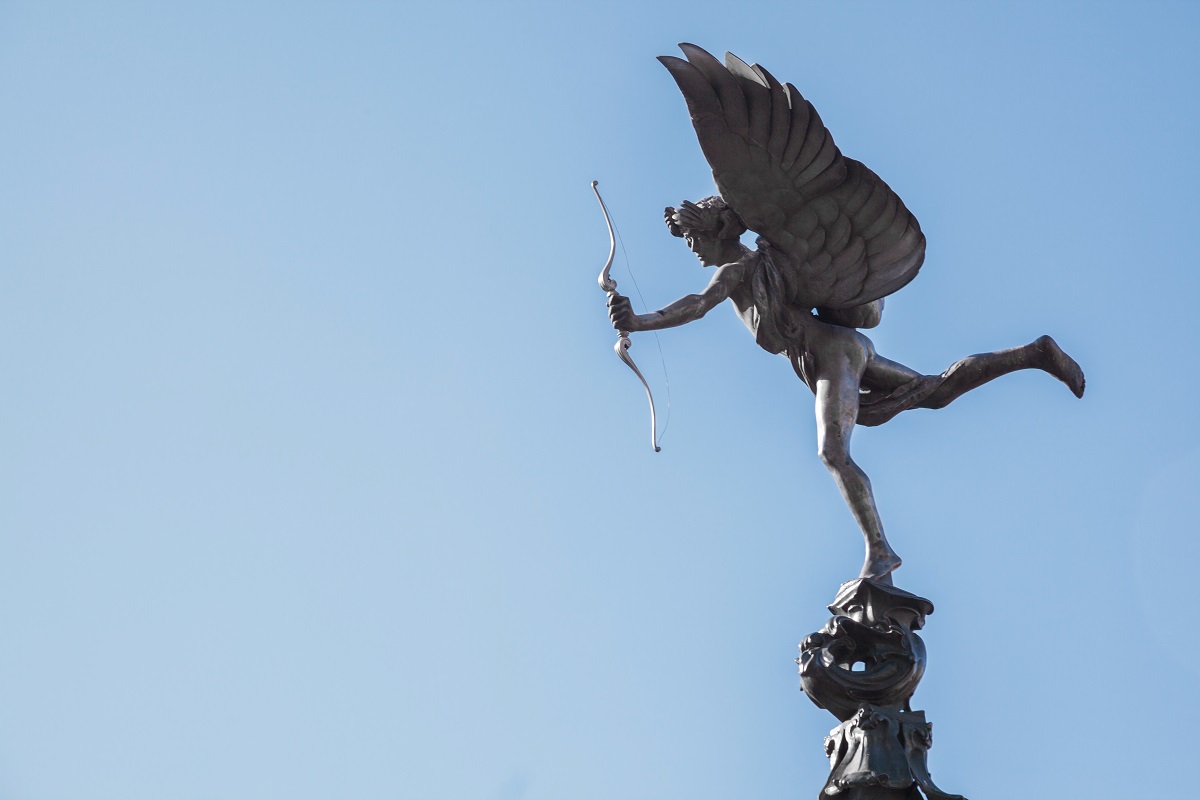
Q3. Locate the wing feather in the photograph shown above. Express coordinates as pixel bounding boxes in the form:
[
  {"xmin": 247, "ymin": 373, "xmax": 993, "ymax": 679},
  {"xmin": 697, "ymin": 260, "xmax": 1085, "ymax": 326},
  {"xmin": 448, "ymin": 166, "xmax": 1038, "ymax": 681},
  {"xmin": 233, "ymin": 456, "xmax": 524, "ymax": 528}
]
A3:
[
  {"xmin": 865, "ymin": 245, "xmax": 925, "ymax": 301},
  {"xmin": 724, "ymin": 53, "xmax": 772, "ymax": 147},
  {"xmin": 827, "ymin": 213, "xmax": 852, "ymax": 255},
  {"xmin": 792, "ymin": 131, "xmax": 837, "ymax": 186},
  {"xmin": 755, "ymin": 64, "xmax": 792, "ymax": 161},
  {"xmin": 658, "ymin": 56, "xmax": 751, "ymax": 181},
  {"xmin": 790, "ymin": 92, "xmax": 830, "ymax": 179},
  {"xmin": 660, "ymin": 44, "xmax": 925, "ymax": 310},
  {"xmin": 840, "ymin": 164, "xmax": 871, "ymax": 216},
  {"xmin": 803, "ymin": 155, "xmax": 848, "ymax": 198},
  {"xmin": 860, "ymin": 190, "xmax": 899, "ymax": 241},
  {"xmin": 780, "ymin": 85, "xmax": 811, "ymax": 170},
  {"xmin": 865, "ymin": 203, "xmax": 910, "ymax": 256},
  {"xmin": 831, "ymin": 236, "xmax": 866, "ymax": 271},
  {"xmin": 853, "ymin": 180, "xmax": 890, "ymax": 232},
  {"xmin": 810, "ymin": 195, "xmax": 839, "ymax": 227},
  {"xmin": 678, "ymin": 43, "xmax": 749, "ymax": 136},
  {"xmin": 807, "ymin": 225, "xmax": 826, "ymax": 255},
  {"xmin": 809, "ymin": 252, "xmax": 833, "ymax": 281},
  {"xmin": 870, "ymin": 222, "xmax": 923, "ymax": 269}
]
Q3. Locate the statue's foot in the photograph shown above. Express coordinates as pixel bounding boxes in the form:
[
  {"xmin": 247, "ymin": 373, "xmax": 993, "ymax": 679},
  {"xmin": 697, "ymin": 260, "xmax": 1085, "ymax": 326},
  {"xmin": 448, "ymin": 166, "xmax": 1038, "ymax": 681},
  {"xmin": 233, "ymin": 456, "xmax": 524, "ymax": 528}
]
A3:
[
  {"xmin": 861, "ymin": 549, "xmax": 902, "ymax": 580},
  {"xmin": 1034, "ymin": 335, "xmax": 1085, "ymax": 398}
]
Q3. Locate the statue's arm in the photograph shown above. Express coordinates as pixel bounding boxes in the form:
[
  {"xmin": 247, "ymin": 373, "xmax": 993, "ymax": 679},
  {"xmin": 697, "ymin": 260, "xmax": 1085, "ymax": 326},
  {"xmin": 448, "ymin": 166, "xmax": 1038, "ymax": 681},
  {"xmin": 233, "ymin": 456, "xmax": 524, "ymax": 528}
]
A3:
[{"xmin": 609, "ymin": 263, "xmax": 744, "ymax": 333}]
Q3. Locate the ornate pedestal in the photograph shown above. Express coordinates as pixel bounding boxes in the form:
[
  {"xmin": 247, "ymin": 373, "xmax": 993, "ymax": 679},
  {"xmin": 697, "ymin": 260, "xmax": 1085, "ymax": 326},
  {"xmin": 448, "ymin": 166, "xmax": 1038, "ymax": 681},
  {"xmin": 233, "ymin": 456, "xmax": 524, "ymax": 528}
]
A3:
[{"xmin": 798, "ymin": 579, "xmax": 964, "ymax": 800}]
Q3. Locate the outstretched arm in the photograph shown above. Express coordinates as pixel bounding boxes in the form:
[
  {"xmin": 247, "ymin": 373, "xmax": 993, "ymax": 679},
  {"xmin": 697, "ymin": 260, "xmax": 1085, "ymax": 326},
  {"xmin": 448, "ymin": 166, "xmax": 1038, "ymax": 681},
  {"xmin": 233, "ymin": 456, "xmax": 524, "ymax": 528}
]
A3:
[{"xmin": 608, "ymin": 262, "xmax": 745, "ymax": 332}]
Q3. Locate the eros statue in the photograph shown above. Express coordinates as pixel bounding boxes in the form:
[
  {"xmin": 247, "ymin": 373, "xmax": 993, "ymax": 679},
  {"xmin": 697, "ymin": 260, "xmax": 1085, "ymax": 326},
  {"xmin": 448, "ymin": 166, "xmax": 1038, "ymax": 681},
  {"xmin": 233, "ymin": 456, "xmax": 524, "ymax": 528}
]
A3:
[{"xmin": 603, "ymin": 44, "xmax": 1084, "ymax": 581}]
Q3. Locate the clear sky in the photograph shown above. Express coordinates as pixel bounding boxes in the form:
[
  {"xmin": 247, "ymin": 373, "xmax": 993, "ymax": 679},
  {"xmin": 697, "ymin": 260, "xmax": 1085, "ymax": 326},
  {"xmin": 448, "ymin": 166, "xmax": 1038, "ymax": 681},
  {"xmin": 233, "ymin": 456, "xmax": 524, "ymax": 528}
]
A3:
[{"xmin": 2, "ymin": 2, "xmax": 1198, "ymax": 798}]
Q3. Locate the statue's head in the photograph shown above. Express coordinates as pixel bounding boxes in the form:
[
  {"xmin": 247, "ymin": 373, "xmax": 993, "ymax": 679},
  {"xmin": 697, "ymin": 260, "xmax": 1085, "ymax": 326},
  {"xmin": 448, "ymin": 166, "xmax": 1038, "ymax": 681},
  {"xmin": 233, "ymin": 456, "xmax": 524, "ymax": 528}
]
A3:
[
  {"xmin": 665, "ymin": 196, "xmax": 747, "ymax": 267},
  {"xmin": 666, "ymin": 196, "xmax": 746, "ymax": 239}
]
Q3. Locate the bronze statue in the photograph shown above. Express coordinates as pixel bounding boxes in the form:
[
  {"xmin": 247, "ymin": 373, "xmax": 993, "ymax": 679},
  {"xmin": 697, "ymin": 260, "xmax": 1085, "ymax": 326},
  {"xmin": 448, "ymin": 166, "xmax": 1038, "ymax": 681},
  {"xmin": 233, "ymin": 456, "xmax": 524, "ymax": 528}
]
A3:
[{"xmin": 603, "ymin": 44, "xmax": 1084, "ymax": 581}]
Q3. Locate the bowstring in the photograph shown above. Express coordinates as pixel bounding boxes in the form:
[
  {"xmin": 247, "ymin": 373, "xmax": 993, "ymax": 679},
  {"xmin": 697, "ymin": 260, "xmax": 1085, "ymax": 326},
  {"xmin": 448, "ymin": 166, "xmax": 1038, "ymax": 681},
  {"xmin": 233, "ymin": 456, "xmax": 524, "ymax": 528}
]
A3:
[{"xmin": 611, "ymin": 218, "xmax": 671, "ymax": 446}]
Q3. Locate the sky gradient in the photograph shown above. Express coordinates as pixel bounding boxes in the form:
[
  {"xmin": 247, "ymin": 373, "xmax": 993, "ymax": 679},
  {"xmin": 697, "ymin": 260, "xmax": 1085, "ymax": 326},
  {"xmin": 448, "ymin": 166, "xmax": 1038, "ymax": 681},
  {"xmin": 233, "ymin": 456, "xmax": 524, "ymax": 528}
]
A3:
[{"xmin": 2, "ymin": 3, "xmax": 1198, "ymax": 798}]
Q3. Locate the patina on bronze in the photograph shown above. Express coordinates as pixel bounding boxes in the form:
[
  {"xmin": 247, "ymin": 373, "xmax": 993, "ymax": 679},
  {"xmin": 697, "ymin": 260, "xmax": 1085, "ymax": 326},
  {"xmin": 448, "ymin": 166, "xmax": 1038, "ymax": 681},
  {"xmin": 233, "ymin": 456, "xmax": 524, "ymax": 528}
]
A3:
[{"xmin": 597, "ymin": 44, "xmax": 1087, "ymax": 800}]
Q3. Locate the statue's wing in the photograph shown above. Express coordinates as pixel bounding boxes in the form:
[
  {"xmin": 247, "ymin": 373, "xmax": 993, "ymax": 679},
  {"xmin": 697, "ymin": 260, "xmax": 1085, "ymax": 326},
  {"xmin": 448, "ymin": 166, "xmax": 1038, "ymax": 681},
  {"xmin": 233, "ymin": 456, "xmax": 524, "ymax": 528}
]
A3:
[{"xmin": 659, "ymin": 44, "xmax": 925, "ymax": 310}]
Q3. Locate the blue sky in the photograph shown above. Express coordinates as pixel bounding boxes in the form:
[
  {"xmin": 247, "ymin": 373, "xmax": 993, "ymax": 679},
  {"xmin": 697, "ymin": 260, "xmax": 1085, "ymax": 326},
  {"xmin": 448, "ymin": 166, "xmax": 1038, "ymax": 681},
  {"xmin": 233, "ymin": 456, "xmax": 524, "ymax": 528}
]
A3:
[{"xmin": 2, "ymin": 2, "xmax": 1198, "ymax": 798}]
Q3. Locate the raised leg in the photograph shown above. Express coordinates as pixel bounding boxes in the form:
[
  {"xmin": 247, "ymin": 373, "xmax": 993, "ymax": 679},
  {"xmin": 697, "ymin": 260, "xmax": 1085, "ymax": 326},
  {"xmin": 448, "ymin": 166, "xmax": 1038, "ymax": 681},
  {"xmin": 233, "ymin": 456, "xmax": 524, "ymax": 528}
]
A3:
[
  {"xmin": 921, "ymin": 335, "xmax": 1085, "ymax": 410},
  {"xmin": 863, "ymin": 353, "xmax": 924, "ymax": 391},
  {"xmin": 813, "ymin": 343, "xmax": 902, "ymax": 580}
]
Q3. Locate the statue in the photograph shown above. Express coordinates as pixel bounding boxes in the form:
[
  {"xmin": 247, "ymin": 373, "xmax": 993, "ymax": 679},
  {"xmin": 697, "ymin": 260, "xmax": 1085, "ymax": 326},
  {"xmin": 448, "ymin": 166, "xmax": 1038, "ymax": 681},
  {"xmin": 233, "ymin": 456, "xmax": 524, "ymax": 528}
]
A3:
[{"xmin": 603, "ymin": 44, "xmax": 1084, "ymax": 581}]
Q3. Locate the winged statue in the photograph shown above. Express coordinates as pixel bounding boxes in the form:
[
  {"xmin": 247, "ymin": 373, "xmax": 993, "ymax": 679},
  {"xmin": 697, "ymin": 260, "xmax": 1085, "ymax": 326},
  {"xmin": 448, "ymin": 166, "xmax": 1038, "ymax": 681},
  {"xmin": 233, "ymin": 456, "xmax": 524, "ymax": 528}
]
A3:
[{"xmin": 606, "ymin": 44, "xmax": 1085, "ymax": 581}]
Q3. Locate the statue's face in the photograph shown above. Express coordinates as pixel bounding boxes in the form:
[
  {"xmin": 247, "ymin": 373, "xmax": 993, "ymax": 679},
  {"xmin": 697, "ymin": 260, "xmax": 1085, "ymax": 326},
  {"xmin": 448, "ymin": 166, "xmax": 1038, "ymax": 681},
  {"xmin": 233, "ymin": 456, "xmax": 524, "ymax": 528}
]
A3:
[{"xmin": 683, "ymin": 230, "xmax": 723, "ymax": 267}]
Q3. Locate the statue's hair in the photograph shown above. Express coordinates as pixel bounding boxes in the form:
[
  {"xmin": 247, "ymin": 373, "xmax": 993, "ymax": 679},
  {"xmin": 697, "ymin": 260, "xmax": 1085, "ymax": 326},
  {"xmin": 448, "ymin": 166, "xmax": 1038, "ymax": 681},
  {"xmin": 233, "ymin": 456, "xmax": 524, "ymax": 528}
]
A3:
[{"xmin": 665, "ymin": 196, "xmax": 747, "ymax": 240}]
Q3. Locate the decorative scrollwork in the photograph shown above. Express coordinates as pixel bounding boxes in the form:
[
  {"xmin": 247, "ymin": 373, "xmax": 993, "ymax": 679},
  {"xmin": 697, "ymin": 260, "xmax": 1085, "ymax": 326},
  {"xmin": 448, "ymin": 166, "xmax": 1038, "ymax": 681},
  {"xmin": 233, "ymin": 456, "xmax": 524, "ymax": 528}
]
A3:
[{"xmin": 800, "ymin": 580, "xmax": 963, "ymax": 800}]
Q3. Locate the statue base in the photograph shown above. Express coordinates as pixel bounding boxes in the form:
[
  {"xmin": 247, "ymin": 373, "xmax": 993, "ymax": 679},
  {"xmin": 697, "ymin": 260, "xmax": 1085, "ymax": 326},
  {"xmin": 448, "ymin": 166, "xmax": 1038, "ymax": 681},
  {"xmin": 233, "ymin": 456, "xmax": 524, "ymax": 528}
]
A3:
[{"xmin": 799, "ymin": 579, "xmax": 964, "ymax": 800}]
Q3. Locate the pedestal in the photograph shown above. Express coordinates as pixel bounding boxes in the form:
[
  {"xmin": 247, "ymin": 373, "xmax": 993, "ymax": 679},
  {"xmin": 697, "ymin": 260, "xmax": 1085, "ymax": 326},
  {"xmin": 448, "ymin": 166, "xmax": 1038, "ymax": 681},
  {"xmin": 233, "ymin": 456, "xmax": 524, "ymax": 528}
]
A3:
[{"xmin": 798, "ymin": 579, "xmax": 964, "ymax": 800}]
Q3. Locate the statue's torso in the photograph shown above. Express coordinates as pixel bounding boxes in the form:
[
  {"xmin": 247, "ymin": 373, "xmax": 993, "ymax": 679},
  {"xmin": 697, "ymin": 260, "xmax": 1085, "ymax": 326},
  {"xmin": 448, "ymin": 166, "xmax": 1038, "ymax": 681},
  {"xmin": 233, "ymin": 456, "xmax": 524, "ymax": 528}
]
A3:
[
  {"xmin": 727, "ymin": 244, "xmax": 885, "ymax": 358},
  {"xmin": 724, "ymin": 250, "xmax": 785, "ymax": 353}
]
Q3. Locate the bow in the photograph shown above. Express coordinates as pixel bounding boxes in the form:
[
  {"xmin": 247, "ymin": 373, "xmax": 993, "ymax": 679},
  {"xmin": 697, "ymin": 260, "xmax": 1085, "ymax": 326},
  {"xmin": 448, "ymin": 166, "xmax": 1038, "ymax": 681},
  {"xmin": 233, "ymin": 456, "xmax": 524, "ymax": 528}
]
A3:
[{"xmin": 592, "ymin": 180, "xmax": 661, "ymax": 452}]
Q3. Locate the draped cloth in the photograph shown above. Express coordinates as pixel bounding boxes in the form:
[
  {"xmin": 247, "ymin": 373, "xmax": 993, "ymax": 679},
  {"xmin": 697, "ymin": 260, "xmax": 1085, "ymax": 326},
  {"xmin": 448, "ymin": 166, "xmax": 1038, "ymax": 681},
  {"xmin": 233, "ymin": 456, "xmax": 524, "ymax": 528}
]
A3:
[{"xmin": 749, "ymin": 242, "xmax": 946, "ymax": 428}]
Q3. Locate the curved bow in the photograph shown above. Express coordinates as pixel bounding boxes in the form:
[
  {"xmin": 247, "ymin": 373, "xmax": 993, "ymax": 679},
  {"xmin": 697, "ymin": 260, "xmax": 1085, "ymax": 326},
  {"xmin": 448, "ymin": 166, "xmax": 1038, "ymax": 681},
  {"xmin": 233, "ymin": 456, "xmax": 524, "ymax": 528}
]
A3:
[{"xmin": 592, "ymin": 180, "xmax": 660, "ymax": 452}]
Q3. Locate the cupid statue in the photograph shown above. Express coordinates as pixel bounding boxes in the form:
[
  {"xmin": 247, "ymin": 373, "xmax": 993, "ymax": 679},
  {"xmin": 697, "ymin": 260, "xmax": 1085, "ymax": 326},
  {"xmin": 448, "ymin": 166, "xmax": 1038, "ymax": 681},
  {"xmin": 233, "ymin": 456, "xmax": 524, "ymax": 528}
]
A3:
[{"xmin": 605, "ymin": 44, "xmax": 1084, "ymax": 581}]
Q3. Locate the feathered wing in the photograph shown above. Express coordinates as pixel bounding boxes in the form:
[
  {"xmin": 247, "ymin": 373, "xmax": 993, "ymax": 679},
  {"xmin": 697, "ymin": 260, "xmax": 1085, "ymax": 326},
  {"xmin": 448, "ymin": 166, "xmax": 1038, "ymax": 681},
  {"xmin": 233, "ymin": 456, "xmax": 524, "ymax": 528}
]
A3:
[{"xmin": 658, "ymin": 43, "xmax": 925, "ymax": 310}]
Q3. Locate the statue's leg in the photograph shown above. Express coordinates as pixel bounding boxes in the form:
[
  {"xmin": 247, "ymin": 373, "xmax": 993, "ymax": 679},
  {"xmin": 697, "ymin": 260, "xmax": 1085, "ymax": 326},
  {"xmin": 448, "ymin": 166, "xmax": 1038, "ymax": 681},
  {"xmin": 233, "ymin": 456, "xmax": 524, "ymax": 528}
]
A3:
[
  {"xmin": 921, "ymin": 335, "xmax": 1085, "ymax": 410},
  {"xmin": 811, "ymin": 336, "xmax": 902, "ymax": 580},
  {"xmin": 862, "ymin": 354, "xmax": 923, "ymax": 391}
]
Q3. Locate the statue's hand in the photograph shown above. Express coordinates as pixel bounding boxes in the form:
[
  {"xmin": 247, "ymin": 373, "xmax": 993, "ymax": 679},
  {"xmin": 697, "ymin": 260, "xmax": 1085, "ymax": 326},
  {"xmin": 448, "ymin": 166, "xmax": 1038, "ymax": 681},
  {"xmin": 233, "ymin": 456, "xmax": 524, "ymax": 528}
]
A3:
[{"xmin": 607, "ymin": 292, "xmax": 642, "ymax": 332}]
